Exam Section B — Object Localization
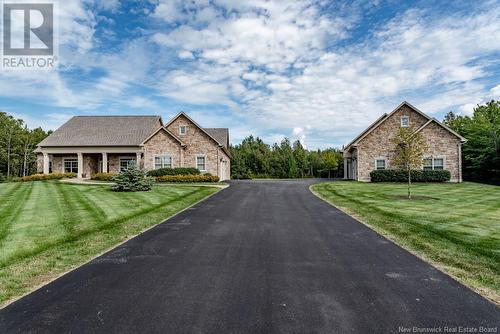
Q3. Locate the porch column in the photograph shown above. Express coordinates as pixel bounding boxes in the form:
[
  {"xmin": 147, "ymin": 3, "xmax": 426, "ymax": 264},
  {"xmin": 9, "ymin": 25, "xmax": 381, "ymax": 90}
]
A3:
[
  {"xmin": 43, "ymin": 153, "xmax": 49, "ymax": 174},
  {"xmin": 136, "ymin": 152, "xmax": 142, "ymax": 169},
  {"xmin": 102, "ymin": 152, "xmax": 108, "ymax": 173},
  {"xmin": 77, "ymin": 152, "xmax": 83, "ymax": 178},
  {"xmin": 343, "ymin": 158, "xmax": 348, "ymax": 179}
]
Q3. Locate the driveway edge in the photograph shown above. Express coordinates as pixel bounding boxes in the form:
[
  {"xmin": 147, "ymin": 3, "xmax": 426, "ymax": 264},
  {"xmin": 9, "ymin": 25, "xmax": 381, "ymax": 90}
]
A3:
[
  {"xmin": 309, "ymin": 183, "xmax": 500, "ymax": 307},
  {"xmin": 0, "ymin": 185, "xmax": 227, "ymax": 310}
]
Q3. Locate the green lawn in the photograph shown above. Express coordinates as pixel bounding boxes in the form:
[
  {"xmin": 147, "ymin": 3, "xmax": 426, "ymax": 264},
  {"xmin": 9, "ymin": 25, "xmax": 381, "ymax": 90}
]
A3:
[
  {"xmin": 311, "ymin": 181, "xmax": 500, "ymax": 304},
  {"xmin": 0, "ymin": 181, "xmax": 220, "ymax": 307}
]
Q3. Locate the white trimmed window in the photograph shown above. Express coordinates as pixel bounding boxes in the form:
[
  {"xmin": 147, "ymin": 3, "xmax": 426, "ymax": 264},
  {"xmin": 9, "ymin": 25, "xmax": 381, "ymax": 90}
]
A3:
[
  {"xmin": 423, "ymin": 157, "xmax": 433, "ymax": 171},
  {"xmin": 119, "ymin": 158, "xmax": 136, "ymax": 172},
  {"xmin": 422, "ymin": 156, "xmax": 445, "ymax": 170},
  {"xmin": 401, "ymin": 116, "xmax": 409, "ymax": 127},
  {"xmin": 154, "ymin": 155, "xmax": 172, "ymax": 169},
  {"xmin": 433, "ymin": 158, "xmax": 444, "ymax": 170},
  {"xmin": 63, "ymin": 158, "xmax": 78, "ymax": 173},
  {"xmin": 196, "ymin": 156, "xmax": 206, "ymax": 171},
  {"xmin": 375, "ymin": 158, "xmax": 386, "ymax": 170},
  {"xmin": 179, "ymin": 125, "xmax": 187, "ymax": 135}
]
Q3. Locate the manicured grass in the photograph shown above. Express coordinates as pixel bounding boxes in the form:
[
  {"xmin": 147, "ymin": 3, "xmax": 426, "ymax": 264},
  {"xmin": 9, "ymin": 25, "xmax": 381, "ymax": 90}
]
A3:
[
  {"xmin": 0, "ymin": 181, "xmax": 220, "ymax": 307},
  {"xmin": 311, "ymin": 181, "xmax": 500, "ymax": 304}
]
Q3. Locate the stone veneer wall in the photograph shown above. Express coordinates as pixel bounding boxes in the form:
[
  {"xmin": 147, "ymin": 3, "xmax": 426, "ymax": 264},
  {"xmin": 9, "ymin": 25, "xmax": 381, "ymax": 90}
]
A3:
[
  {"xmin": 166, "ymin": 114, "xmax": 227, "ymax": 177},
  {"xmin": 142, "ymin": 129, "xmax": 182, "ymax": 170},
  {"xmin": 419, "ymin": 122, "xmax": 461, "ymax": 182},
  {"xmin": 356, "ymin": 105, "xmax": 461, "ymax": 182}
]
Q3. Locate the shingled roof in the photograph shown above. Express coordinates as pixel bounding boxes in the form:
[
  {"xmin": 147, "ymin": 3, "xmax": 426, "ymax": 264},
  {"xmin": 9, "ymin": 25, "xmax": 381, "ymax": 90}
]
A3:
[
  {"xmin": 37, "ymin": 116, "xmax": 162, "ymax": 147},
  {"xmin": 204, "ymin": 128, "xmax": 229, "ymax": 148}
]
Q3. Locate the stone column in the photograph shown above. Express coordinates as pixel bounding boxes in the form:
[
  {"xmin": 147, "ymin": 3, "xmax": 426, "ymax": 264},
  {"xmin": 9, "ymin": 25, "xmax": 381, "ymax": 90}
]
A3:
[
  {"xmin": 343, "ymin": 158, "xmax": 348, "ymax": 179},
  {"xmin": 136, "ymin": 152, "xmax": 142, "ymax": 169},
  {"xmin": 77, "ymin": 152, "xmax": 83, "ymax": 178},
  {"xmin": 43, "ymin": 153, "xmax": 50, "ymax": 174},
  {"xmin": 102, "ymin": 152, "xmax": 108, "ymax": 173}
]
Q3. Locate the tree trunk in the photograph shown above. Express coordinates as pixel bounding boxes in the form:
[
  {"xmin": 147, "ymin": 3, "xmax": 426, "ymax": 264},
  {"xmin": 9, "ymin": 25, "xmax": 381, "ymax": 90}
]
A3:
[{"xmin": 328, "ymin": 169, "xmax": 331, "ymax": 179}]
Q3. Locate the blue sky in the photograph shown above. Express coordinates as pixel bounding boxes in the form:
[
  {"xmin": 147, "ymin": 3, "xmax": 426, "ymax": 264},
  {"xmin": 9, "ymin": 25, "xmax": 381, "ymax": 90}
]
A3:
[{"xmin": 1, "ymin": 0, "xmax": 500, "ymax": 149}]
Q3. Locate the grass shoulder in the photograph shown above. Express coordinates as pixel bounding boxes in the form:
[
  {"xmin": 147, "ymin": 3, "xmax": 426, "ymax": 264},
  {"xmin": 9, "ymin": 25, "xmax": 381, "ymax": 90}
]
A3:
[
  {"xmin": 310, "ymin": 181, "xmax": 500, "ymax": 305},
  {"xmin": 0, "ymin": 181, "xmax": 221, "ymax": 308}
]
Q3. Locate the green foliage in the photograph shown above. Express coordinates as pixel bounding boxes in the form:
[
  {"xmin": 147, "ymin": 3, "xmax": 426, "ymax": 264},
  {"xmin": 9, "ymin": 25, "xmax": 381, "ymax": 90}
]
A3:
[
  {"xmin": 15, "ymin": 172, "xmax": 77, "ymax": 182},
  {"xmin": 230, "ymin": 135, "xmax": 343, "ymax": 179},
  {"xmin": 111, "ymin": 166, "xmax": 154, "ymax": 192},
  {"xmin": 444, "ymin": 100, "xmax": 500, "ymax": 184},
  {"xmin": 370, "ymin": 169, "xmax": 451, "ymax": 182},
  {"xmin": 391, "ymin": 126, "xmax": 428, "ymax": 170},
  {"xmin": 147, "ymin": 167, "xmax": 200, "ymax": 177},
  {"xmin": 156, "ymin": 174, "xmax": 220, "ymax": 183},
  {"xmin": 391, "ymin": 126, "xmax": 428, "ymax": 198},
  {"xmin": 91, "ymin": 172, "xmax": 118, "ymax": 181},
  {"xmin": 0, "ymin": 112, "xmax": 51, "ymax": 178}
]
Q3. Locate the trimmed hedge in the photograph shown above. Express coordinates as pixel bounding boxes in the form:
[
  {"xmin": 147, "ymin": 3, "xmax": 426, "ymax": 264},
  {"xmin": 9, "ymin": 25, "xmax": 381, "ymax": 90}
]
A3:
[
  {"xmin": 91, "ymin": 172, "xmax": 118, "ymax": 181},
  {"xmin": 147, "ymin": 167, "xmax": 200, "ymax": 177},
  {"xmin": 370, "ymin": 169, "xmax": 451, "ymax": 182},
  {"xmin": 156, "ymin": 174, "xmax": 219, "ymax": 183},
  {"xmin": 16, "ymin": 172, "xmax": 77, "ymax": 182}
]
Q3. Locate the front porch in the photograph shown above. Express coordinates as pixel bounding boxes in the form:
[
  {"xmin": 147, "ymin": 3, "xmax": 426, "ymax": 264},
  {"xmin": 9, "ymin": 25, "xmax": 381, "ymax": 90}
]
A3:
[{"xmin": 39, "ymin": 148, "xmax": 144, "ymax": 178}]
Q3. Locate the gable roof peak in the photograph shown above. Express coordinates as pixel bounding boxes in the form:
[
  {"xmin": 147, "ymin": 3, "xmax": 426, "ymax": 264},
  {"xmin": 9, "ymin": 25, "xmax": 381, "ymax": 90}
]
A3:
[{"xmin": 344, "ymin": 101, "xmax": 465, "ymax": 150}]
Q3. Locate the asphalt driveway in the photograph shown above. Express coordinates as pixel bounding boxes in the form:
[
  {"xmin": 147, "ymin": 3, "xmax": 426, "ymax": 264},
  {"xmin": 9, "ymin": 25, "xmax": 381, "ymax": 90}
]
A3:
[{"xmin": 1, "ymin": 180, "xmax": 499, "ymax": 333}]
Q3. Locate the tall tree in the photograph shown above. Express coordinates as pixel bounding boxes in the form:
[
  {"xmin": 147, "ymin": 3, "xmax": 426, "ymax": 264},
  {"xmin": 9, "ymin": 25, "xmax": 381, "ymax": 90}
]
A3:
[
  {"xmin": 444, "ymin": 100, "xmax": 500, "ymax": 183},
  {"xmin": 0, "ymin": 112, "xmax": 50, "ymax": 179},
  {"xmin": 321, "ymin": 149, "xmax": 339, "ymax": 179},
  {"xmin": 391, "ymin": 126, "xmax": 428, "ymax": 199},
  {"xmin": 293, "ymin": 140, "xmax": 308, "ymax": 178}
]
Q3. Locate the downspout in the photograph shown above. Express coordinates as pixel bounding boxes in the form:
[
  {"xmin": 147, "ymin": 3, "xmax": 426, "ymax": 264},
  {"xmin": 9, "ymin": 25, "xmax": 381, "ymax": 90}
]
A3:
[
  {"xmin": 217, "ymin": 148, "xmax": 219, "ymax": 178},
  {"xmin": 458, "ymin": 143, "xmax": 462, "ymax": 183}
]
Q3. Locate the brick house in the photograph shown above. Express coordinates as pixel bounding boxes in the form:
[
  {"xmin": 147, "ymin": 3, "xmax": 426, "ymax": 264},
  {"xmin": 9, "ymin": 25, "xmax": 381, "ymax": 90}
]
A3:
[
  {"xmin": 35, "ymin": 112, "xmax": 231, "ymax": 180},
  {"xmin": 343, "ymin": 101, "xmax": 466, "ymax": 182}
]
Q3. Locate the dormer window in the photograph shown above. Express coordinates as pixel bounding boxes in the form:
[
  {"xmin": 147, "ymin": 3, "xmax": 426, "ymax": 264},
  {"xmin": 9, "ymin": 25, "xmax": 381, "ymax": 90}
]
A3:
[
  {"xmin": 179, "ymin": 125, "xmax": 187, "ymax": 135},
  {"xmin": 400, "ymin": 116, "xmax": 409, "ymax": 127}
]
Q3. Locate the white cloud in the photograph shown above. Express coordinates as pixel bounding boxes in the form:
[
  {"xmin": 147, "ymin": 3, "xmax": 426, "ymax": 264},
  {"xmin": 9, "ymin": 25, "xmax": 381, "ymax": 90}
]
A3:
[
  {"xmin": 2, "ymin": 1, "xmax": 500, "ymax": 149},
  {"xmin": 150, "ymin": 1, "xmax": 500, "ymax": 148}
]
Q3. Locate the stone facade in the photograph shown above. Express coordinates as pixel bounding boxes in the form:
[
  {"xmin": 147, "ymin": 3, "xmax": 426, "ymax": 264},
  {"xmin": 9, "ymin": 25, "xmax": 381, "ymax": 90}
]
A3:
[
  {"xmin": 165, "ymin": 114, "xmax": 231, "ymax": 179},
  {"xmin": 344, "ymin": 102, "xmax": 464, "ymax": 182},
  {"xmin": 143, "ymin": 129, "xmax": 182, "ymax": 170},
  {"xmin": 35, "ymin": 113, "xmax": 231, "ymax": 180}
]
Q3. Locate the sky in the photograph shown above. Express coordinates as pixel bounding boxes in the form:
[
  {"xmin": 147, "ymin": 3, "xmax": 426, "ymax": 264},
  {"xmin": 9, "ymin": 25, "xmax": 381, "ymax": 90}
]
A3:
[{"xmin": 1, "ymin": 0, "xmax": 500, "ymax": 149}]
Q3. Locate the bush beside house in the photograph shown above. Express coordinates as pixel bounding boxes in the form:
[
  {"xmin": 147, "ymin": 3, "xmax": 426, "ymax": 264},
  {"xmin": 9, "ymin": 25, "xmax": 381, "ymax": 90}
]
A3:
[
  {"xmin": 91, "ymin": 172, "xmax": 118, "ymax": 181},
  {"xmin": 156, "ymin": 174, "xmax": 219, "ymax": 183},
  {"xmin": 370, "ymin": 169, "xmax": 451, "ymax": 182},
  {"xmin": 15, "ymin": 173, "xmax": 77, "ymax": 182},
  {"xmin": 111, "ymin": 166, "xmax": 154, "ymax": 192},
  {"xmin": 147, "ymin": 167, "xmax": 200, "ymax": 177}
]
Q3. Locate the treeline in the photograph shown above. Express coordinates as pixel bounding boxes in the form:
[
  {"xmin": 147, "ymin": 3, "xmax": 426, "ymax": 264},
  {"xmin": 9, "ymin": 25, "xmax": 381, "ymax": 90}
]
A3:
[
  {"xmin": 444, "ymin": 100, "xmax": 500, "ymax": 184},
  {"xmin": 230, "ymin": 136, "xmax": 343, "ymax": 179},
  {"xmin": 0, "ymin": 112, "xmax": 51, "ymax": 181}
]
